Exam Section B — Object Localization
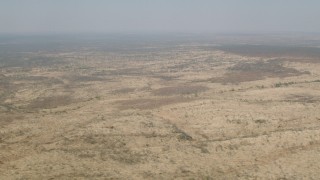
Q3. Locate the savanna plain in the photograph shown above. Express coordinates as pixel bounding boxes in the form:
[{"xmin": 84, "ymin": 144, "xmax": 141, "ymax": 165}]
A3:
[{"xmin": 1, "ymin": 34, "xmax": 320, "ymax": 179}]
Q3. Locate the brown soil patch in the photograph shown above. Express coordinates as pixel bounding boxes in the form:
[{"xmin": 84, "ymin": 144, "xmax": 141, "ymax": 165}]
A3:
[
  {"xmin": 115, "ymin": 97, "xmax": 193, "ymax": 110},
  {"xmin": 0, "ymin": 114, "xmax": 24, "ymax": 127},
  {"xmin": 212, "ymin": 61, "xmax": 309, "ymax": 84},
  {"xmin": 0, "ymin": 82, "xmax": 18, "ymax": 101},
  {"xmin": 107, "ymin": 68, "xmax": 145, "ymax": 76},
  {"xmin": 67, "ymin": 75, "xmax": 108, "ymax": 82},
  {"xmin": 27, "ymin": 95, "xmax": 76, "ymax": 109},
  {"xmin": 285, "ymin": 94, "xmax": 319, "ymax": 103},
  {"xmin": 212, "ymin": 72, "xmax": 265, "ymax": 84},
  {"xmin": 153, "ymin": 85, "xmax": 209, "ymax": 96},
  {"xmin": 152, "ymin": 75, "xmax": 179, "ymax": 81},
  {"xmin": 112, "ymin": 88, "xmax": 136, "ymax": 94}
]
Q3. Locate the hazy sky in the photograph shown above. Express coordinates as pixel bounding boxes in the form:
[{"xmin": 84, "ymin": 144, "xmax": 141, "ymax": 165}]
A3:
[{"xmin": 1, "ymin": 0, "xmax": 320, "ymax": 34}]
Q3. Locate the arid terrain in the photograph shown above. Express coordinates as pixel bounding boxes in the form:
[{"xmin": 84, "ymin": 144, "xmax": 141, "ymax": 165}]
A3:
[{"xmin": 1, "ymin": 34, "xmax": 320, "ymax": 179}]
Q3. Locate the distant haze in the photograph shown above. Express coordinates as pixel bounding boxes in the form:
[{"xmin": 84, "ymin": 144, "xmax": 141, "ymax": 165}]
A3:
[{"xmin": 1, "ymin": 0, "xmax": 320, "ymax": 34}]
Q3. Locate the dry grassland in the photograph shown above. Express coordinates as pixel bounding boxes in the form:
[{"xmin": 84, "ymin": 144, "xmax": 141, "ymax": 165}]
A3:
[{"xmin": 0, "ymin": 40, "xmax": 320, "ymax": 179}]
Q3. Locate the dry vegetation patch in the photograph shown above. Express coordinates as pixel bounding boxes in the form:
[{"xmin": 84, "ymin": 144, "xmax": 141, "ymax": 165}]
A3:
[
  {"xmin": 152, "ymin": 75, "xmax": 179, "ymax": 81},
  {"xmin": 27, "ymin": 95, "xmax": 76, "ymax": 109},
  {"xmin": 112, "ymin": 88, "xmax": 136, "ymax": 94},
  {"xmin": 0, "ymin": 114, "xmax": 24, "ymax": 127},
  {"xmin": 153, "ymin": 85, "xmax": 209, "ymax": 96},
  {"xmin": 115, "ymin": 97, "xmax": 193, "ymax": 110},
  {"xmin": 285, "ymin": 94, "xmax": 320, "ymax": 103},
  {"xmin": 60, "ymin": 134, "xmax": 148, "ymax": 165},
  {"xmin": 212, "ymin": 61, "xmax": 309, "ymax": 84},
  {"xmin": 66, "ymin": 75, "xmax": 109, "ymax": 82},
  {"xmin": 107, "ymin": 68, "xmax": 145, "ymax": 76}
]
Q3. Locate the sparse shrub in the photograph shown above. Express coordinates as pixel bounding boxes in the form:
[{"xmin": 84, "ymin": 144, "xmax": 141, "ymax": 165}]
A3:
[
  {"xmin": 275, "ymin": 82, "xmax": 282, "ymax": 87},
  {"xmin": 274, "ymin": 81, "xmax": 296, "ymax": 88},
  {"xmin": 178, "ymin": 132, "xmax": 193, "ymax": 141},
  {"xmin": 255, "ymin": 119, "xmax": 267, "ymax": 124},
  {"xmin": 172, "ymin": 124, "xmax": 192, "ymax": 141}
]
